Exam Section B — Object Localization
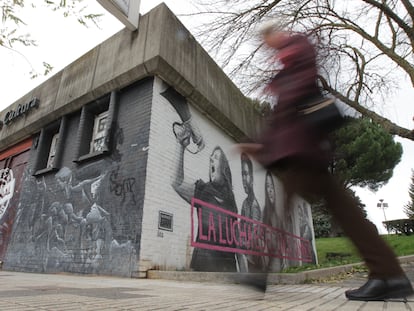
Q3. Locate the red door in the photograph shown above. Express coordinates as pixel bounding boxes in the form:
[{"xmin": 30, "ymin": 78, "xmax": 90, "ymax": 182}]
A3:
[{"xmin": 0, "ymin": 138, "xmax": 32, "ymax": 260}]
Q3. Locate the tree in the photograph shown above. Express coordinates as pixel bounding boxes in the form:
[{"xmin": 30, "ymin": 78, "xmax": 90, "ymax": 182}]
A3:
[
  {"xmin": 312, "ymin": 191, "xmax": 367, "ymax": 238},
  {"xmin": 310, "ymin": 117, "xmax": 401, "ymax": 237},
  {"xmin": 404, "ymin": 169, "xmax": 414, "ymax": 219},
  {"xmin": 1, "ymin": 0, "xmax": 101, "ymax": 78},
  {"xmin": 192, "ymin": 0, "xmax": 414, "ymax": 141},
  {"xmin": 311, "ymin": 201, "xmax": 331, "ymax": 238},
  {"xmin": 330, "ymin": 117, "xmax": 403, "ymax": 191}
]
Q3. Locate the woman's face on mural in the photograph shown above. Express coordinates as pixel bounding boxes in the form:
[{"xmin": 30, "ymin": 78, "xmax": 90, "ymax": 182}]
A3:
[
  {"xmin": 209, "ymin": 149, "xmax": 223, "ymax": 184},
  {"xmin": 266, "ymin": 174, "xmax": 275, "ymax": 204},
  {"xmin": 299, "ymin": 205, "xmax": 304, "ymax": 219},
  {"xmin": 300, "ymin": 204, "xmax": 308, "ymax": 220},
  {"xmin": 241, "ymin": 162, "xmax": 252, "ymax": 193}
]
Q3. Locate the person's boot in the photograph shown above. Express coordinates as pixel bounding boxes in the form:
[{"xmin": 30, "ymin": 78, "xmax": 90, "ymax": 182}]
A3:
[
  {"xmin": 345, "ymin": 275, "xmax": 414, "ymax": 301},
  {"xmin": 236, "ymin": 273, "xmax": 267, "ymax": 292}
]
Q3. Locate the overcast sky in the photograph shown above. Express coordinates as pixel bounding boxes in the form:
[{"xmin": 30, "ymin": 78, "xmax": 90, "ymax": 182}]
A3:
[{"xmin": 0, "ymin": 0, "xmax": 413, "ymax": 234}]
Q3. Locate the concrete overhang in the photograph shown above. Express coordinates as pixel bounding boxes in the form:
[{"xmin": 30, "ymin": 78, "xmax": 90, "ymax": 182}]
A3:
[{"xmin": 0, "ymin": 3, "xmax": 263, "ymax": 151}]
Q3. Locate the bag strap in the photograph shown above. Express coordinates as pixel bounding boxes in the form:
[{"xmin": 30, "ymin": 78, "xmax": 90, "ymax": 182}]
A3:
[{"xmin": 300, "ymin": 98, "xmax": 336, "ymax": 115}]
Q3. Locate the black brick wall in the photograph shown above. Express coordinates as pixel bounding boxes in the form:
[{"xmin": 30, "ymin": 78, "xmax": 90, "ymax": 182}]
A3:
[{"xmin": 4, "ymin": 78, "xmax": 154, "ymax": 277}]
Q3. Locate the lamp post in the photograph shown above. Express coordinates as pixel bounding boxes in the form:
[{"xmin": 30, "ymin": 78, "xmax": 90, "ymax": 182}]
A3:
[{"xmin": 377, "ymin": 199, "xmax": 389, "ymax": 233}]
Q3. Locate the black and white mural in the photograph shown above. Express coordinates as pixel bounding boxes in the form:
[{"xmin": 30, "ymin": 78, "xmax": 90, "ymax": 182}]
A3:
[
  {"xmin": 7, "ymin": 160, "xmax": 138, "ymax": 275},
  {"xmin": 146, "ymin": 79, "xmax": 318, "ymax": 273},
  {"xmin": 4, "ymin": 79, "xmax": 154, "ymax": 276}
]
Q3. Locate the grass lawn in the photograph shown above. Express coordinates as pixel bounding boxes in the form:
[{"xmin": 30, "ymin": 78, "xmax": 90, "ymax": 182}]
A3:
[{"xmin": 282, "ymin": 234, "xmax": 414, "ymax": 273}]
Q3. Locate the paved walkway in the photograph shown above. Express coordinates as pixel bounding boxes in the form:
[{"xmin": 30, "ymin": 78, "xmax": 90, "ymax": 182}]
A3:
[{"xmin": 0, "ymin": 263, "xmax": 413, "ymax": 310}]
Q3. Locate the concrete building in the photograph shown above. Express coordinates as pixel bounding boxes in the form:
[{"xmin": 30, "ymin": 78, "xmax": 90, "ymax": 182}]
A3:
[{"xmin": 0, "ymin": 4, "xmax": 316, "ymax": 278}]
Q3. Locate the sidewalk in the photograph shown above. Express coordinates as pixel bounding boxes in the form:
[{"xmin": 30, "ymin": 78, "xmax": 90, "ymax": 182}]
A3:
[
  {"xmin": 148, "ymin": 255, "xmax": 414, "ymax": 285},
  {"xmin": 0, "ymin": 259, "xmax": 413, "ymax": 310}
]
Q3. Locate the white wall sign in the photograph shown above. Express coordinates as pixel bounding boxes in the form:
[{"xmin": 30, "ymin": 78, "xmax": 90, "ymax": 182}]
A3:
[{"xmin": 97, "ymin": 0, "xmax": 141, "ymax": 31}]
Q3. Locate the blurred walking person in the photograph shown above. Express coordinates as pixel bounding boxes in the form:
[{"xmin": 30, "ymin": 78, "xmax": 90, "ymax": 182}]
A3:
[{"xmin": 238, "ymin": 22, "xmax": 413, "ymax": 301}]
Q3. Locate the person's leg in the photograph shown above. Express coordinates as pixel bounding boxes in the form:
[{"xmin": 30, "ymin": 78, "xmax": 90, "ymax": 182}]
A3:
[
  {"xmin": 277, "ymin": 163, "xmax": 413, "ymax": 300},
  {"xmin": 320, "ymin": 173, "xmax": 403, "ymax": 278},
  {"xmin": 279, "ymin": 165, "xmax": 403, "ymax": 277}
]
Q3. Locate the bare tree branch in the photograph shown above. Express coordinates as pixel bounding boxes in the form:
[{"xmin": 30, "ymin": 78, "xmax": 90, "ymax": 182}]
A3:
[
  {"xmin": 319, "ymin": 75, "xmax": 414, "ymax": 140},
  {"xmin": 192, "ymin": 0, "xmax": 414, "ymax": 141},
  {"xmin": 1, "ymin": 0, "xmax": 101, "ymax": 78},
  {"xmin": 362, "ymin": 0, "xmax": 414, "ymax": 40},
  {"xmin": 400, "ymin": 0, "xmax": 414, "ymax": 19}
]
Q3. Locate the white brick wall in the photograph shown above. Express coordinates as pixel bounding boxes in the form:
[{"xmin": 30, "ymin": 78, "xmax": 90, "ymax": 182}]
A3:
[{"xmin": 139, "ymin": 77, "xmax": 316, "ymax": 272}]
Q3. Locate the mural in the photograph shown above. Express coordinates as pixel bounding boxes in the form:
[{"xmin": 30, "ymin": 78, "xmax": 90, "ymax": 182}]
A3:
[
  {"xmin": 4, "ymin": 121, "xmax": 140, "ymax": 276},
  {"xmin": 0, "ymin": 168, "xmax": 15, "ymax": 222},
  {"xmin": 0, "ymin": 168, "xmax": 16, "ymax": 260},
  {"xmin": 162, "ymin": 85, "xmax": 317, "ymax": 273},
  {"xmin": 1, "ymin": 78, "xmax": 316, "ymax": 276},
  {"xmin": 298, "ymin": 201, "xmax": 317, "ymax": 264},
  {"xmin": 7, "ymin": 163, "xmax": 137, "ymax": 275},
  {"xmin": 240, "ymin": 153, "xmax": 264, "ymax": 273},
  {"xmin": 0, "ymin": 140, "xmax": 32, "ymax": 261}
]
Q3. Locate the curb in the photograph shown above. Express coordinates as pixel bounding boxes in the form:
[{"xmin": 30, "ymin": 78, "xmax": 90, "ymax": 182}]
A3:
[{"xmin": 147, "ymin": 255, "xmax": 414, "ymax": 285}]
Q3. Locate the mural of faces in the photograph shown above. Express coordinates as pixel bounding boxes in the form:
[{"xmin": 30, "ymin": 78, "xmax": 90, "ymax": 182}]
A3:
[
  {"xmin": 163, "ymin": 83, "xmax": 315, "ymax": 272},
  {"xmin": 265, "ymin": 172, "xmax": 276, "ymax": 205},
  {"xmin": 241, "ymin": 161, "xmax": 253, "ymax": 194}
]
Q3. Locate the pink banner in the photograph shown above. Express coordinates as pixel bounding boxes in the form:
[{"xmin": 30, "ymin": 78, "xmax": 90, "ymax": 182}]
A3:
[{"xmin": 191, "ymin": 198, "xmax": 312, "ymax": 262}]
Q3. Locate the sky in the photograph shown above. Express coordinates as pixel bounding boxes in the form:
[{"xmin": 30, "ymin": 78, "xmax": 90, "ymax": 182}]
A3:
[{"xmin": 0, "ymin": 0, "xmax": 413, "ymax": 234}]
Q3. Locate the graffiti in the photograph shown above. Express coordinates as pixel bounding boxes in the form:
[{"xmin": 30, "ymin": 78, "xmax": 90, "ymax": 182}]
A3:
[
  {"xmin": 262, "ymin": 171, "xmax": 278, "ymax": 228},
  {"xmin": 166, "ymin": 88, "xmax": 251, "ymax": 272},
  {"xmin": 6, "ymin": 162, "xmax": 137, "ymax": 276},
  {"xmin": 55, "ymin": 167, "xmax": 105, "ymax": 204},
  {"xmin": 298, "ymin": 202, "xmax": 317, "ymax": 264},
  {"xmin": 82, "ymin": 203, "xmax": 112, "ymax": 272},
  {"xmin": 25, "ymin": 167, "xmax": 112, "ymax": 272},
  {"xmin": 50, "ymin": 166, "xmax": 134, "ymax": 274},
  {"xmin": 240, "ymin": 153, "xmax": 263, "ymax": 272},
  {"xmin": 0, "ymin": 144, "xmax": 32, "ymax": 260},
  {"xmin": 109, "ymin": 168, "xmax": 136, "ymax": 204},
  {"xmin": 172, "ymin": 141, "xmax": 239, "ymax": 271},
  {"xmin": 161, "ymin": 86, "xmax": 205, "ymax": 154},
  {"xmin": 32, "ymin": 198, "xmax": 133, "ymax": 273},
  {"xmin": 191, "ymin": 198, "xmax": 313, "ymax": 263},
  {"xmin": 0, "ymin": 168, "xmax": 15, "ymax": 221},
  {"xmin": 162, "ymin": 84, "xmax": 317, "ymax": 273}
]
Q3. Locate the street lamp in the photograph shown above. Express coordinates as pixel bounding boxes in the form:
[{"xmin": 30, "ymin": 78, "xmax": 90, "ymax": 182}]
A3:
[{"xmin": 377, "ymin": 199, "xmax": 389, "ymax": 233}]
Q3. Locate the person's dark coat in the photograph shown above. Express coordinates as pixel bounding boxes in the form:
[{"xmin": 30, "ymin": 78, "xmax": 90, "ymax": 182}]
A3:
[{"xmin": 255, "ymin": 34, "xmax": 331, "ymax": 169}]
